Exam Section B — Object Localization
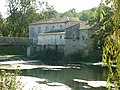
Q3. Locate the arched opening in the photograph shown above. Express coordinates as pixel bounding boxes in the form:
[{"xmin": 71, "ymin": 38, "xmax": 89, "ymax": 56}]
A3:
[
  {"xmin": 38, "ymin": 27, "xmax": 41, "ymax": 33},
  {"xmin": 43, "ymin": 45, "xmax": 46, "ymax": 49},
  {"xmin": 55, "ymin": 45, "xmax": 58, "ymax": 50},
  {"xmin": 45, "ymin": 27, "xmax": 48, "ymax": 32},
  {"xmin": 60, "ymin": 25, "xmax": 63, "ymax": 30},
  {"xmin": 52, "ymin": 25, "xmax": 55, "ymax": 31}
]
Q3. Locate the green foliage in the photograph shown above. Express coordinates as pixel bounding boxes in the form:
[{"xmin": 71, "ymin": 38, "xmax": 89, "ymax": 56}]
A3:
[
  {"xmin": 91, "ymin": 5, "xmax": 113, "ymax": 50},
  {"xmin": 2, "ymin": 0, "xmax": 61, "ymax": 37},
  {"xmin": 61, "ymin": 8, "xmax": 95, "ymax": 21},
  {"xmin": 5, "ymin": 0, "xmax": 38, "ymax": 37},
  {"xmin": 35, "ymin": 49, "xmax": 64, "ymax": 64},
  {"xmin": 101, "ymin": 0, "xmax": 120, "ymax": 89},
  {"xmin": 0, "ymin": 69, "xmax": 22, "ymax": 90},
  {"xmin": 0, "ymin": 46, "xmax": 26, "ymax": 55},
  {"xmin": 35, "ymin": 49, "xmax": 98, "ymax": 64},
  {"xmin": 61, "ymin": 8, "xmax": 77, "ymax": 18},
  {"xmin": 38, "ymin": 2, "xmax": 61, "ymax": 19},
  {"xmin": 78, "ymin": 8, "xmax": 95, "ymax": 21},
  {"xmin": 0, "ymin": 13, "xmax": 4, "ymax": 36}
]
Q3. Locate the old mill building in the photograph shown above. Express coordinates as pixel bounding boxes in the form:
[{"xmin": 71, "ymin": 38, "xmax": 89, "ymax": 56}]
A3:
[{"xmin": 29, "ymin": 17, "xmax": 96, "ymax": 57}]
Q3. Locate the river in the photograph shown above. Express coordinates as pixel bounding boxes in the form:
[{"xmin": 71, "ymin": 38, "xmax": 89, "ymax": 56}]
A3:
[
  {"xmin": 19, "ymin": 63, "xmax": 108, "ymax": 90},
  {"xmin": 0, "ymin": 59, "xmax": 108, "ymax": 90}
]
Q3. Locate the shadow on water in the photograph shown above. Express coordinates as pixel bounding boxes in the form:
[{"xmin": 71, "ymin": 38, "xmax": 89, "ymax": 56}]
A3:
[{"xmin": 21, "ymin": 64, "xmax": 108, "ymax": 90}]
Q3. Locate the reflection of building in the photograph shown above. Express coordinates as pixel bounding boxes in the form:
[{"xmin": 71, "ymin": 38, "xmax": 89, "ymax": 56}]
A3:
[{"xmin": 29, "ymin": 17, "xmax": 96, "ymax": 57}]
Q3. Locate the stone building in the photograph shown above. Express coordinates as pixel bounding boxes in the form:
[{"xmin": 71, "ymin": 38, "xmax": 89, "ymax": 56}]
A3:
[
  {"xmin": 37, "ymin": 32, "xmax": 65, "ymax": 51},
  {"xmin": 29, "ymin": 17, "xmax": 96, "ymax": 57},
  {"xmin": 65, "ymin": 21, "xmax": 95, "ymax": 57}
]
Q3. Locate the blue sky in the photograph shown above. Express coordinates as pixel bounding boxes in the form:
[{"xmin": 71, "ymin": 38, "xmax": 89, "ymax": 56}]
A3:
[{"xmin": 0, "ymin": 0, "xmax": 101, "ymax": 18}]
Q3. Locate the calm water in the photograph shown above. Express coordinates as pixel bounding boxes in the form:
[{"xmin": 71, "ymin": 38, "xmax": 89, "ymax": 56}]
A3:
[{"xmin": 21, "ymin": 64, "xmax": 108, "ymax": 90}]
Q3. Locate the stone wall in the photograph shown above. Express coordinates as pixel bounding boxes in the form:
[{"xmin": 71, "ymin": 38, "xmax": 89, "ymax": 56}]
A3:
[
  {"xmin": 36, "ymin": 32, "xmax": 65, "ymax": 51},
  {"xmin": 65, "ymin": 23, "xmax": 80, "ymax": 55},
  {"xmin": 0, "ymin": 37, "xmax": 33, "ymax": 45}
]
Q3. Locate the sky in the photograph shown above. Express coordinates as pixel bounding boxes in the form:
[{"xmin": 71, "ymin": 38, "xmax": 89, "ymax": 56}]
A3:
[{"xmin": 0, "ymin": 0, "xmax": 101, "ymax": 18}]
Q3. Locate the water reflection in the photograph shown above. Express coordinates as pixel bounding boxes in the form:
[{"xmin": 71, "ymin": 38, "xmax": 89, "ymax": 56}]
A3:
[{"xmin": 21, "ymin": 64, "xmax": 108, "ymax": 90}]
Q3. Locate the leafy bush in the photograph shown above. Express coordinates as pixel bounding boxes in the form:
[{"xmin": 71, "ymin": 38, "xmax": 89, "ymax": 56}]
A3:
[
  {"xmin": 35, "ymin": 49, "xmax": 64, "ymax": 64},
  {"xmin": 0, "ymin": 69, "xmax": 22, "ymax": 90},
  {"xmin": 0, "ymin": 46, "xmax": 26, "ymax": 55}
]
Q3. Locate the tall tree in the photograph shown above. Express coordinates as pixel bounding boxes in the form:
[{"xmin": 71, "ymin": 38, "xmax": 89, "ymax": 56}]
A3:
[
  {"xmin": 38, "ymin": 2, "xmax": 60, "ymax": 19},
  {"xmin": 5, "ymin": 0, "xmax": 37, "ymax": 37},
  {"xmin": 89, "ymin": 5, "xmax": 112, "ymax": 50}
]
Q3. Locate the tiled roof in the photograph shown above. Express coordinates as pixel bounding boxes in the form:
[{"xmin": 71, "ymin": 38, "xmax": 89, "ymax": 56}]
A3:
[
  {"xmin": 65, "ymin": 22, "xmax": 80, "ymax": 29},
  {"xmin": 79, "ymin": 21, "xmax": 99, "ymax": 30},
  {"xmin": 79, "ymin": 21, "xmax": 91, "ymax": 30},
  {"xmin": 29, "ymin": 17, "xmax": 80, "ymax": 25}
]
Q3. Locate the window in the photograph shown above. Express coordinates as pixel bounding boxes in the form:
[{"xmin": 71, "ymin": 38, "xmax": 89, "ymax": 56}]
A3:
[
  {"xmin": 45, "ymin": 27, "xmax": 48, "ymax": 32},
  {"xmin": 60, "ymin": 25, "xmax": 63, "ymax": 30},
  {"xmin": 38, "ymin": 27, "xmax": 41, "ymax": 33},
  {"xmin": 82, "ymin": 36, "xmax": 84, "ymax": 40},
  {"xmin": 55, "ymin": 45, "xmax": 58, "ymax": 50},
  {"xmin": 73, "ymin": 33, "xmax": 75, "ymax": 39},
  {"xmin": 60, "ymin": 35, "xmax": 62, "ymax": 39},
  {"xmin": 72, "ymin": 32, "xmax": 76, "ymax": 40},
  {"xmin": 30, "ymin": 27, "xmax": 35, "ymax": 37},
  {"xmin": 43, "ymin": 45, "xmax": 46, "ymax": 49},
  {"xmin": 51, "ymin": 25, "xmax": 55, "ymax": 31}
]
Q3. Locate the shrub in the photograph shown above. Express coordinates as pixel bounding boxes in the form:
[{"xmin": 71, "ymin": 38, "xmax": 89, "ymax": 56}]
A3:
[
  {"xmin": 35, "ymin": 49, "xmax": 64, "ymax": 64},
  {"xmin": 0, "ymin": 69, "xmax": 22, "ymax": 90}
]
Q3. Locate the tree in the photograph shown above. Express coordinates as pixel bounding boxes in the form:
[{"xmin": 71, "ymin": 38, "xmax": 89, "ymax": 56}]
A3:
[
  {"xmin": 5, "ymin": 0, "xmax": 38, "ymax": 37},
  {"xmin": 79, "ymin": 12, "xmax": 88, "ymax": 21},
  {"xmin": 89, "ymin": 5, "xmax": 112, "ymax": 50},
  {"xmin": 0, "ymin": 13, "xmax": 3, "ymax": 36},
  {"xmin": 38, "ymin": 2, "xmax": 60, "ymax": 19},
  {"xmin": 5, "ymin": 0, "xmax": 61, "ymax": 37},
  {"xmin": 61, "ymin": 8, "xmax": 77, "ymax": 18},
  {"xmin": 78, "ymin": 8, "xmax": 95, "ymax": 21},
  {"xmin": 101, "ymin": 0, "xmax": 120, "ymax": 89}
]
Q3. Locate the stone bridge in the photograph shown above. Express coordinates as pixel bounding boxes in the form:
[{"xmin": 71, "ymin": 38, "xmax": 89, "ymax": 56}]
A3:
[{"xmin": 0, "ymin": 37, "xmax": 33, "ymax": 56}]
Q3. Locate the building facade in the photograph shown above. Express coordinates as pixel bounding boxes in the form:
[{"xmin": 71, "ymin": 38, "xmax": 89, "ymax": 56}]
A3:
[
  {"xmin": 29, "ymin": 17, "xmax": 96, "ymax": 57},
  {"xmin": 65, "ymin": 21, "xmax": 95, "ymax": 56}
]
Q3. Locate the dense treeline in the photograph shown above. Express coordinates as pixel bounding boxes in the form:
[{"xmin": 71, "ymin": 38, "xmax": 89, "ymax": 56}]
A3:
[{"xmin": 0, "ymin": 0, "xmax": 98, "ymax": 38}]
